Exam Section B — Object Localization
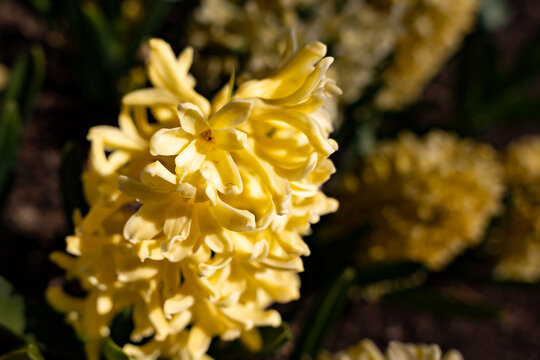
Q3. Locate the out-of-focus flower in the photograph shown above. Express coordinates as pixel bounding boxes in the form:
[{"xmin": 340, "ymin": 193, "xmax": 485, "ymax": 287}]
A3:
[
  {"xmin": 188, "ymin": 0, "xmax": 400, "ymax": 103},
  {"xmin": 49, "ymin": 37, "xmax": 339, "ymax": 360},
  {"xmin": 348, "ymin": 130, "xmax": 503, "ymax": 270},
  {"xmin": 319, "ymin": 339, "xmax": 464, "ymax": 360},
  {"xmin": 375, "ymin": 0, "xmax": 479, "ymax": 109},
  {"xmin": 493, "ymin": 137, "xmax": 540, "ymax": 282},
  {"xmin": 188, "ymin": 0, "xmax": 478, "ymax": 109}
]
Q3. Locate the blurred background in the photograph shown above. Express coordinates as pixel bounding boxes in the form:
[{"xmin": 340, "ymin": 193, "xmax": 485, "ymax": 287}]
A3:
[{"xmin": 1, "ymin": 0, "xmax": 540, "ymax": 359}]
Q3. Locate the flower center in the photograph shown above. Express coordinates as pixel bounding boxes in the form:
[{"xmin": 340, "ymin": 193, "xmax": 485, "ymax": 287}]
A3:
[{"xmin": 200, "ymin": 129, "xmax": 214, "ymax": 142}]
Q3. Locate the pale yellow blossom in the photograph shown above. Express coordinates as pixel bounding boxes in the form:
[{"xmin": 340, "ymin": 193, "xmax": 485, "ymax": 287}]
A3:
[
  {"xmin": 49, "ymin": 37, "xmax": 339, "ymax": 360},
  {"xmin": 375, "ymin": 0, "xmax": 479, "ymax": 109},
  {"xmin": 349, "ymin": 130, "xmax": 503, "ymax": 270},
  {"xmin": 319, "ymin": 339, "xmax": 464, "ymax": 360},
  {"xmin": 493, "ymin": 136, "xmax": 540, "ymax": 282}
]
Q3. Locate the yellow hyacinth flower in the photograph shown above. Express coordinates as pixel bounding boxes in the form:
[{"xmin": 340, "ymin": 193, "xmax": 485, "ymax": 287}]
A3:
[
  {"xmin": 49, "ymin": 37, "xmax": 339, "ymax": 360},
  {"xmin": 319, "ymin": 339, "xmax": 464, "ymax": 360},
  {"xmin": 348, "ymin": 130, "xmax": 503, "ymax": 270},
  {"xmin": 493, "ymin": 136, "xmax": 540, "ymax": 282}
]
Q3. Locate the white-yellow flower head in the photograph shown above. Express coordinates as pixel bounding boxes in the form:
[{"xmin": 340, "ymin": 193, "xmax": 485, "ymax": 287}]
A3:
[
  {"xmin": 48, "ymin": 37, "xmax": 339, "ymax": 360},
  {"xmin": 348, "ymin": 130, "xmax": 503, "ymax": 270},
  {"xmin": 493, "ymin": 136, "xmax": 540, "ymax": 282},
  {"xmin": 375, "ymin": 0, "xmax": 479, "ymax": 109},
  {"xmin": 319, "ymin": 339, "xmax": 464, "ymax": 360}
]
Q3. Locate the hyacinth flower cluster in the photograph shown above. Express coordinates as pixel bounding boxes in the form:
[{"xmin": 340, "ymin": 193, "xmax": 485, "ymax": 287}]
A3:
[
  {"xmin": 319, "ymin": 339, "xmax": 464, "ymax": 360},
  {"xmin": 47, "ymin": 38, "xmax": 340, "ymax": 360},
  {"xmin": 346, "ymin": 131, "xmax": 503, "ymax": 270},
  {"xmin": 493, "ymin": 136, "xmax": 540, "ymax": 282}
]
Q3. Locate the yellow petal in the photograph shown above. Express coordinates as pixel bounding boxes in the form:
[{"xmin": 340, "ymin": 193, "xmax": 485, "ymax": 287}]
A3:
[
  {"xmin": 208, "ymin": 99, "xmax": 253, "ymax": 130},
  {"xmin": 177, "ymin": 102, "xmax": 210, "ymax": 135},
  {"xmin": 260, "ymin": 110, "xmax": 336, "ymax": 156},
  {"xmin": 118, "ymin": 176, "xmax": 169, "ymax": 203},
  {"xmin": 140, "ymin": 161, "xmax": 177, "ymax": 187},
  {"xmin": 237, "ymin": 149, "xmax": 291, "ymax": 215},
  {"xmin": 262, "ymin": 256, "xmax": 304, "ymax": 272},
  {"xmin": 147, "ymin": 296, "xmax": 169, "ymax": 341},
  {"xmin": 240, "ymin": 328, "xmax": 263, "ymax": 352},
  {"xmin": 149, "ymin": 127, "xmax": 192, "ymax": 156},
  {"xmin": 174, "ymin": 139, "xmax": 210, "ymax": 181},
  {"xmin": 118, "ymin": 108, "xmax": 145, "ymax": 141},
  {"xmin": 187, "ymin": 326, "xmax": 212, "ymax": 360},
  {"xmin": 212, "ymin": 195, "xmax": 256, "ymax": 232},
  {"xmin": 49, "ymin": 251, "xmax": 77, "ymax": 270},
  {"xmin": 148, "ymin": 39, "xmax": 211, "ymax": 115},
  {"xmin": 131, "ymin": 299, "xmax": 155, "ymax": 342},
  {"xmin": 200, "ymin": 150, "xmax": 243, "ymax": 195},
  {"xmin": 46, "ymin": 286, "xmax": 84, "ymax": 314},
  {"xmin": 123, "ymin": 203, "xmax": 163, "ymax": 243},
  {"xmin": 235, "ymin": 42, "xmax": 326, "ymax": 99},
  {"xmin": 170, "ymin": 311, "xmax": 192, "ymax": 333},
  {"xmin": 213, "ymin": 128, "xmax": 247, "ymax": 151},
  {"xmin": 265, "ymin": 57, "xmax": 334, "ymax": 106},
  {"xmin": 198, "ymin": 256, "xmax": 231, "ymax": 278},
  {"xmin": 96, "ymin": 293, "xmax": 113, "ymax": 315},
  {"xmin": 161, "ymin": 201, "xmax": 193, "ymax": 252},
  {"xmin": 197, "ymin": 207, "xmax": 233, "ymax": 253},
  {"xmin": 211, "ymin": 83, "xmax": 230, "ymax": 114},
  {"xmin": 164, "ymin": 294, "xmax": 194, "ymax": 317},
  {"xmin": 88, "ymin": 138, "xmax": 130, "ymax": 177},
  {"xmin": 117, "ymin": 266, "xmax": 159, "ymax": 282},
  {"xmin": 122, "ymin": 87, "xmax": 178, "ymax": 107},
  {"xmin": 221, "ymin": 305, "xmax": 281, "ymax": 330}
]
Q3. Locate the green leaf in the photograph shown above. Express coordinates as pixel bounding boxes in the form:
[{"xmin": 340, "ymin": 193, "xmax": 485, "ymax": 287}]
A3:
[
  {"xmin": 0, "ymin": 101, "xmax": 23, "ymax": 202},
  {"xmin": 18, "ymin": 47, "xmax": 45, "ymax": 124},
  {"xmin": 512, "ymin": 27, "xmax": 540, "ymax": 87},
  {"xmin": 59, "ymin": 141, "xmax": 89, "ymax": 225},
  {"xmin": 80, "ymin": 2, "xmax": 121, "ymax": 67},
  {"xmin": 0, "ymin": 324, "xmax": 26, "ymax": 354},
  {"xmin": 103, "ymin": 337, "xmax": 132, "ymax": 360},
  {"xmin": 355, "ymin": 116, "xmax": 378, "ymax": 157},
  {"xmin": 383, "ymin": 287, "xmax": 502, "ymax": 320},
  {"xmin": 227, "ymin": 67, "xmax": 236, "ymax": 101},
  {"xmin": 208, "ymin": 323, "xmax": 291, "ymax": 359},
  {"xmin": 0, "ymin": 344, "xmax": 44, "ymax": 360},
  {"xmin": 126, "ymin": 0, "xmax": 170, "ymax": 59},
  {"xmin": 24, "ymin": 299, "xmax": 85, "ymax": 360},
  {"xmin": 1, "ymin": 47, "xmax": 45, "ymax": 124},
  {"xmin": 109, "ymin": 307, "xmax": 134, "ymax": 347},
  {"xmin": 351, "ymin": 262, "xmax": 428, "ymax": 302},
  {"xmin": 356, "ymin": 262, "xmax": 425, "ymax": 285},
  {"xmin": 0, "ymin": 277, "xmax": 25, "ymax": 336},
  {"xmin": 290, "ymin": 267, "xmax": 357, "ymax": 360},
  {"xmin": 456, "ymin": 27, "xmax": 501, "ymax": 136}
]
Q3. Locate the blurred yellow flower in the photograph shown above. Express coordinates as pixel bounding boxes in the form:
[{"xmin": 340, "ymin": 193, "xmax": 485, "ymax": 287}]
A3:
[
  {"xmin": 349, "ymin": 130, "xmax": 503, "ymax": 270},
  {"xmin": 188, "ymin": 0, "xmax": 478, "ymax": 109},
  {"xmin": 319, "ymin": 339, "xmax": 464, "ymax": 360},
  {"xmin": 49, "ymin": 37, "xmax": 339, "ymax": 360},
  {"xmin": 375, "ymin": 0, "xmax": 479, "ymax": 109},
  {"xmin": 493, "ymin": 136, "xmax": 540, "ymax": 282}
]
